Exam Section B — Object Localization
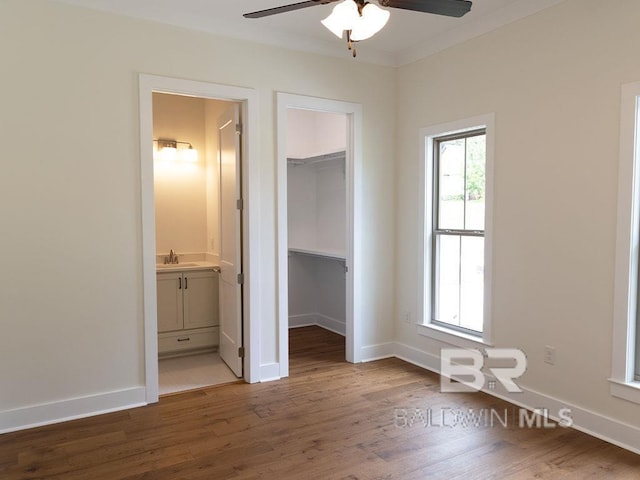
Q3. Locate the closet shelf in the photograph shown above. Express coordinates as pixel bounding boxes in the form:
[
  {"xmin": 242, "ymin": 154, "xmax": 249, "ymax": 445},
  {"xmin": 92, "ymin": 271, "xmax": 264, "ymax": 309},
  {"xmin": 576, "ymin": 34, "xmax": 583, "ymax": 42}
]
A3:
[
  {"xmin": 287, "ymin": 150, "xmax": 346, "ymax": 166},
  {"xmin": 288, "ymin": 247, "xmax": 346, "ymax": 261}
]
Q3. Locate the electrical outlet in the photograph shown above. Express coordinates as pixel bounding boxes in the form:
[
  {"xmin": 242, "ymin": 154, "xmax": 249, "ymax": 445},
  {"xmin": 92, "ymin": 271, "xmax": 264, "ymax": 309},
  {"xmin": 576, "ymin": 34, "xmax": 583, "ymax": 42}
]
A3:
[
  {"xmin": 402, "ymin": 311, "xmax": 411, "ymax": 324},
  {"xmin": 544, "ymin": 345, "xmax": 556, "ymax": 365}
]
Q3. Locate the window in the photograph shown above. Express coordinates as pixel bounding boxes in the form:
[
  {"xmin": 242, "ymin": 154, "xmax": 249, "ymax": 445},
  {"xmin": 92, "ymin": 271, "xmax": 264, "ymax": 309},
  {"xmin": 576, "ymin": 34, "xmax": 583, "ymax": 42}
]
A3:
[
  {"xmin": 418, "ymin": 114, "xmax": 494, "ymax": 346},
  {"xmin": 611, "ymin": 82, "xmax": 640, "ymax": 404},
  {"xmin": 432, "ymin": 130, "xmax": 486, "ymax": 334}
]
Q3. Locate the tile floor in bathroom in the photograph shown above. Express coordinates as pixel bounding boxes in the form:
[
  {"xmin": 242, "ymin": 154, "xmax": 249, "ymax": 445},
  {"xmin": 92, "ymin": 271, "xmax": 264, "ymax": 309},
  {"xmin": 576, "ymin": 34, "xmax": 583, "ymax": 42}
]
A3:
[{"xmin": 158, "ymin": 352, "xmax": 239, "ymax": 395}]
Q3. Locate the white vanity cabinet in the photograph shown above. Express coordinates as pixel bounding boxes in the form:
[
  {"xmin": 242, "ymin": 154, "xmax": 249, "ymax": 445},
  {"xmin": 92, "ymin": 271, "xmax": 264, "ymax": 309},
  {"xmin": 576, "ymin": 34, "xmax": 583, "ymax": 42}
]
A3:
[{"xmin": 156, "ymin": 268, "xmax": 219, "ymax": 356}]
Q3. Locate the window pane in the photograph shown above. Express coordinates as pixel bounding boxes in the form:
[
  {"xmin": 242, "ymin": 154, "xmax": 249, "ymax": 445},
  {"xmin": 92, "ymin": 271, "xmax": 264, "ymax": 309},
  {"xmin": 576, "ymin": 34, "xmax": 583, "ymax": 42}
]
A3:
[
  {"xmin": 459, "ymin": 236, "xmax": 484, "ymax": 332},
  {"xmin": 464, "ymin": 134, "xmax": 486, "ymax": 231},
  {"xmin": 434, "ymin": 234, "xmax": 460, "ymax": 325},
  {"xmin": 434, "ymin": 234, "xmax": 484, "ymax": 332},
  {"xmin": 438, "ymin": 138, "xmax": 465, "ymax": 230}
]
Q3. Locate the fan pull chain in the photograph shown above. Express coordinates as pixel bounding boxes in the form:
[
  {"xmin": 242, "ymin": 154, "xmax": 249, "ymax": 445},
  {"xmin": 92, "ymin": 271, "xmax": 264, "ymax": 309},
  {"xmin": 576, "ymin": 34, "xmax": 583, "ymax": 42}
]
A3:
[{"xmin": 346, "ymin": 30, "xmax": 357, "ymax": 58}]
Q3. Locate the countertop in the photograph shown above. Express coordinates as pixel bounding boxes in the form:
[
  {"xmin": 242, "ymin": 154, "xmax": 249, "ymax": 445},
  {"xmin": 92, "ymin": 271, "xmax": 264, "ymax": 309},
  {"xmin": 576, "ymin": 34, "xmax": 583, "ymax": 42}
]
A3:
[{"xmin": 156, "ymin": 261, "xmax": 219, "ymax": 272}]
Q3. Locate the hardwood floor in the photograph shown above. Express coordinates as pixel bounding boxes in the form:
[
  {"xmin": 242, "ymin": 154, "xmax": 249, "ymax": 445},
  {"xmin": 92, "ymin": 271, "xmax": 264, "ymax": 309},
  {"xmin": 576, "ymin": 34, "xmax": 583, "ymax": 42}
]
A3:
[{"xmin": 2, "ymin": 326, "xmax": 640, "ymax": 479}]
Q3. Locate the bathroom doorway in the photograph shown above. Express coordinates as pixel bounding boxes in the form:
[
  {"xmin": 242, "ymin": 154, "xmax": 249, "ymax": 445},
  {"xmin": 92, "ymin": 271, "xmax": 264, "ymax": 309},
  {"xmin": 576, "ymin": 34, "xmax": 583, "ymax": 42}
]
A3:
[
  {"xmin": 139, "ymin": 75, "xmax": 260, "ymax": 404},
  {"xmin": 152, "ymin": 93, "xmax": 241, "ymax": 395}
]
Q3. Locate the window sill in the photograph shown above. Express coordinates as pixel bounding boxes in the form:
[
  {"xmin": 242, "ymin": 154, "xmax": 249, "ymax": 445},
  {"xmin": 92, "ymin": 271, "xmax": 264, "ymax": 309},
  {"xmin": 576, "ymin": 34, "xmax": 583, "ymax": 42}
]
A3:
[
  {"xmin": 418, "ymin": 323, "xmax": 493, "ymax": 349},
  {"xmin": 609, "ymin": 378, "xmax": 640, "ymax": 405}
]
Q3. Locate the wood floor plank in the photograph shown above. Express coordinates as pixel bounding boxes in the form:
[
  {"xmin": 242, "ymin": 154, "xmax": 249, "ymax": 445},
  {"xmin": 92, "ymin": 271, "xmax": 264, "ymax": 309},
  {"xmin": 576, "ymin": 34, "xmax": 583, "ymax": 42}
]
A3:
[{"xmin": 2, "ymin": 326, "xmax": 639, "ymax": 479}]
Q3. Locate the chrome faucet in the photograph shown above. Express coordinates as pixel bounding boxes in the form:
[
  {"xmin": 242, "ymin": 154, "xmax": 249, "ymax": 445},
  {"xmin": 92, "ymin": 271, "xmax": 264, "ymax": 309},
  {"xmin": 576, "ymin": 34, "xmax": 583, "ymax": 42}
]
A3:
[{"xmin": 164, "ymin": 249, "xmax": 179, "ymax": 264}]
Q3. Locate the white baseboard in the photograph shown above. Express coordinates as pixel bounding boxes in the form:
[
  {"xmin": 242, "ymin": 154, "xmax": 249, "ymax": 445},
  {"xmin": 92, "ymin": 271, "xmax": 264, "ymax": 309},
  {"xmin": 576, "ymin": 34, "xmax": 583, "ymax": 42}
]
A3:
[
  {"xmin": 361, "ymin": 342, "xmax": 396, "ymax": 362},
  {"xmin": 391, "ymin": 341, "xmax": 640, "ymax": 455},
  {"xmin": 316, "ymin": 314, "xmax": 345, "ymax": 336},
  {"xmin": 486, "ymin": 380, "xmax": 640, "ymax": 455},
  {"xmin": 289, "ymin": 313, "xmax": 345, "ymax": 336},
  {"xmin": 394, "ymin": 342, "xmax": 441, "ymax": 372},
  {"xmin": 0, "ymin": 387, "xmax": 146, "ymax": 434},
  {"xmin": 289, "ymin": 313, "xmax": 317, "ymax": 329},
  {"xmin": 260, "ymin": 362, "xmax": 281, "ymax": 382}
]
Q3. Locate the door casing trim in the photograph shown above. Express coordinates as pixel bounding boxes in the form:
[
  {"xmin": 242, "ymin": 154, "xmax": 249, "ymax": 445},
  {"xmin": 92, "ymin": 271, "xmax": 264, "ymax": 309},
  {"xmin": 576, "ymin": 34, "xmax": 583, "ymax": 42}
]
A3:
[
  {"xmin": 276, "ymin": 93, "xmax": 363, "ymax": 377},
  {"xmin": 138, "ymin": 74, "xmax": 261, "ymax": 403}
]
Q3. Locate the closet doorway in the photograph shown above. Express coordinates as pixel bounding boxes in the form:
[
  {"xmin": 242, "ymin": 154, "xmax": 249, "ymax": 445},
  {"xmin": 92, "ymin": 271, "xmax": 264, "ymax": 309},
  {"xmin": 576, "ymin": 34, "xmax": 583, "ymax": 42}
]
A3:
[{"xmin": 276, "ymin": 94, "xmax": 363, "ymax": 378}]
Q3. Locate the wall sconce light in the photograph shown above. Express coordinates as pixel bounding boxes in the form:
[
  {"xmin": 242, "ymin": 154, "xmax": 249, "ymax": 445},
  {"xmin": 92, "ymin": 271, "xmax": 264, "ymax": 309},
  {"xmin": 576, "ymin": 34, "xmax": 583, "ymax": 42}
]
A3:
[{"xmin": 155, "ymin": 138, "xmax": 198, "ymax": 162}]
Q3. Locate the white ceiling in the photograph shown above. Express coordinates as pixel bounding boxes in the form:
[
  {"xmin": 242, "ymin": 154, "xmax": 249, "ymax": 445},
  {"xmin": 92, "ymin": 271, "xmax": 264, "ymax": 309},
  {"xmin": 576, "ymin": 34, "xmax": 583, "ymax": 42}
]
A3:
[{"xmin": 53, "ymin": 0, "xmax": 565, "ymax": 65}]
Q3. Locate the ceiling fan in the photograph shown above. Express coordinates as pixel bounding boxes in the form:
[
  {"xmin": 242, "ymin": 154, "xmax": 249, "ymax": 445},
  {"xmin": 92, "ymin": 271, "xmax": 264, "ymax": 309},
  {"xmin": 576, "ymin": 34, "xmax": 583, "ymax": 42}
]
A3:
[{"xmin": 243, "ymin": 0, "xmax": 473, "ymax": 57}]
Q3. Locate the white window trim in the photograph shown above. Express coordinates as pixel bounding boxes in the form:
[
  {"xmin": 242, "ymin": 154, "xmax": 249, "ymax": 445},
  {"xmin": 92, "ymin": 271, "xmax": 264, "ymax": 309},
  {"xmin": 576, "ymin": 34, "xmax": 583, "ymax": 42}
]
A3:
[
  {"xmin": 610, "ymin": 82, "xmax": 640, "ymax": 404},
  {"xmin": 417, "ymin": 113, "xmax": 495, "ymax": 347}
]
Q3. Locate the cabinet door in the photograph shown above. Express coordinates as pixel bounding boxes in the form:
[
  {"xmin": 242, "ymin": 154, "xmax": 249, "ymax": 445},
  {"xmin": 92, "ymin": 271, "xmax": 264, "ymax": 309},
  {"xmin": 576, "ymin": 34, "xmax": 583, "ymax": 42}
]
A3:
[
  {"xmin": 183, "ymin": 270, "xmax": 218, "ymax": 330},
  {"xmin": 156, "ymin": 272, "xmax": 183, "ymax": 333}
]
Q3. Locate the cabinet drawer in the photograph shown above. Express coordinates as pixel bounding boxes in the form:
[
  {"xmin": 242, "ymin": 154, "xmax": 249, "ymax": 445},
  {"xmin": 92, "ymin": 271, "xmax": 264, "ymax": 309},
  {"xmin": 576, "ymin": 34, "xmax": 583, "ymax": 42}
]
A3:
[{"xmin": 158, "ymin": 327, "xmax": 218, "ymax": 355}]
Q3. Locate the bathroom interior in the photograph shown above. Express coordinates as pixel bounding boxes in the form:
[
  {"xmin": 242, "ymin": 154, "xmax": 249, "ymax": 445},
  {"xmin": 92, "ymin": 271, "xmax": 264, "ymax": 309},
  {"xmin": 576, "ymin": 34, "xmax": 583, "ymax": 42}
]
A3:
[{"xmin": 153, "ymin": 92, "xmax": 239, "ymax": 395}]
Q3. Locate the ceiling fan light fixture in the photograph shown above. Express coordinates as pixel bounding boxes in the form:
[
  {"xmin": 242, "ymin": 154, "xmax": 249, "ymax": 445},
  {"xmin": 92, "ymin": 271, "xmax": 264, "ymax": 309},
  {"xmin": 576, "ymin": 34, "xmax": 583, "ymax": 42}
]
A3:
[
  {"xmin": 321, "ymin": 0, "xmax": 360, "ymax": 38},
  {"xmin": 350, "ymin": 2, "xmax": 390, "ymax": 41},
  {"xmin": 245, "ymin": 0, "xmax": 473, "ymax": 57}
]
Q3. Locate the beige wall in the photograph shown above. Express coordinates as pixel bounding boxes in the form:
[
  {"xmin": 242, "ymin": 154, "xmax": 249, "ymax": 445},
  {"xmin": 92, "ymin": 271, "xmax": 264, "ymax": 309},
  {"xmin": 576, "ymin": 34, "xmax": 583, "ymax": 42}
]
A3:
[
  {"xmin": 287, "ymin": 109, "xmax": 347, "ymax": 158},
  {"xmin": 395, "ymin": 0, "xmax": 640, "ymax": 429},
  {"xmin": 0, "ymin": 0, "xmax": 395, "ymax": 416},
  {"xmin": 153, "ymin": 92, "xmax": 207, "ymax": 255},
  {"xmin": 152, "ymin": 93, "xmax": 227, "ymax": 258}
]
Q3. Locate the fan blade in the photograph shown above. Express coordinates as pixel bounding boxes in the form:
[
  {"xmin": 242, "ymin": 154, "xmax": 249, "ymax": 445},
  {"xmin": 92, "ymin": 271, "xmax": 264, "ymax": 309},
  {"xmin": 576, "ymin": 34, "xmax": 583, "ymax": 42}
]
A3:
[
  {"xmin": 244, "ymin": 0, "xmax": 339, "ymax": 19},
  {"xmin": 381, "ymin": 0, "xmax": 472, "ymax": 17}
]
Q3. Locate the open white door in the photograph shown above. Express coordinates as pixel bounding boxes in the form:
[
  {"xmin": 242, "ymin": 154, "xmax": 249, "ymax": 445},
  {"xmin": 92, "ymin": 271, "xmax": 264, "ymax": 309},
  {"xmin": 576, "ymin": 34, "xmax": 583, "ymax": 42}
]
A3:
[{"xmin": 218, "ymin": 104, "xmax": 243, "ymax": 377}]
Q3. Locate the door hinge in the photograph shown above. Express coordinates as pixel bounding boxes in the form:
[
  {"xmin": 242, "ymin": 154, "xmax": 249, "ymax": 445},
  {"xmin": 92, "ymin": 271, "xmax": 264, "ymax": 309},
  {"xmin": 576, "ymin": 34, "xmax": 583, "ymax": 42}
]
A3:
[
  {"xmin": 238, "ymin": 346, "xmax": 245, "ymax": 358},
  {"xmin": 235, "ymin": 123, "xmax": 242, "ymax": 135},
  {"xmin": 236, "ymin": 198, "xmax": 244, "ymax": 210},
  {"xmin": 237, "ymin": 273, "xmax": 245, "ymax": 284}
]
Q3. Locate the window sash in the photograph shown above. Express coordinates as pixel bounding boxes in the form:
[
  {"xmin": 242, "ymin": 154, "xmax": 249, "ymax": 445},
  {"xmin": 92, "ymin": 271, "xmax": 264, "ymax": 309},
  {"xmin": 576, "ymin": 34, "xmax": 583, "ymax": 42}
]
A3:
[
  {"xmin": 431, "ymin": 232, "xmax": 484, "ymax": 333},
  {"xmin": 433, "ymin": 129, "xmax": 486, "ymax": 233}
]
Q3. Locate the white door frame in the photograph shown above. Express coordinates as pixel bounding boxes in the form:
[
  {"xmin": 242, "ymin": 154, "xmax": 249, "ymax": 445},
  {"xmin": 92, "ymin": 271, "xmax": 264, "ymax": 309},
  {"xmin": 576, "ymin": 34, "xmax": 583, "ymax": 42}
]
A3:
[
  {"xmin": 276, "ymin": 93, "xmax": 363, "ymax": 377},
  {"xmin": 138, "ymin": 74, "xmax": 261, "ymax": 403}
]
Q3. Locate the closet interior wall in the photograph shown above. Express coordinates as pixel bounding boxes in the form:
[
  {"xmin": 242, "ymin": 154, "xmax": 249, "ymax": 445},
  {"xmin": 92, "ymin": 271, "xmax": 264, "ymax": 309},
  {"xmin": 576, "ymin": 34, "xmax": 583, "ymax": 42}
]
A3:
[{"xmin": 287, "ymin": 109, "xmax": 347, "ymax": 336}]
